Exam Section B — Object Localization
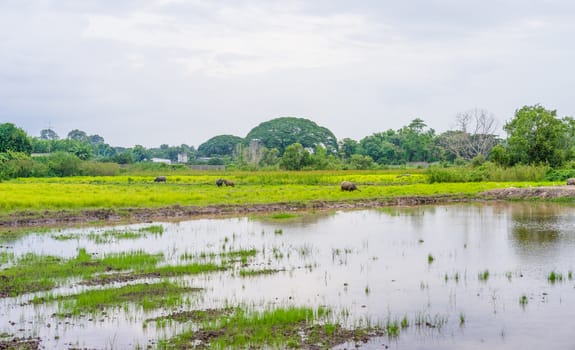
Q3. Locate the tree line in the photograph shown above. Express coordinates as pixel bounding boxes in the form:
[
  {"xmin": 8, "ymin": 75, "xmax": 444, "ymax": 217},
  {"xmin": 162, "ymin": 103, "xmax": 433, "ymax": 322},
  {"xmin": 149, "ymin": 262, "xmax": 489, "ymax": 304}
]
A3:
[{"xmin": 1, "ymin": 104, "xmax": 574, "ymax": 179}]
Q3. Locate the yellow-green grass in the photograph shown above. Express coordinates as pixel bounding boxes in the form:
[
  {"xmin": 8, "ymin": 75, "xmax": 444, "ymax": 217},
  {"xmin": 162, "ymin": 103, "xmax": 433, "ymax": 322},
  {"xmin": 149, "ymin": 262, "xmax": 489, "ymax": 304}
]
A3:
[{"xmin": 0, "ymin": 178, "xmax": 559, "ymax": 213}]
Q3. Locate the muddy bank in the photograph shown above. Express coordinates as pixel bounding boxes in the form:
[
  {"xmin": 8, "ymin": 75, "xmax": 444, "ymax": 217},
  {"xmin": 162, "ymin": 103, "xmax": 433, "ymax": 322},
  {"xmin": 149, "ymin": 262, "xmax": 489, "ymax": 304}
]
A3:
[
  {"xmin": 0, "ymin": 195, "xmax": 473, "ymax": 229},
  {"xmin": 3, "ymin": 187, "xmax": 575, "ymax": 229}
]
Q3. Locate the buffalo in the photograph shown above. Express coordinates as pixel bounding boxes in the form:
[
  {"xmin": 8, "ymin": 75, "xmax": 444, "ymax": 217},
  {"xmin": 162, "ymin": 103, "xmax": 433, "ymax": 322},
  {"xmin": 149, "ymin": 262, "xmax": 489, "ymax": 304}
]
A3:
[
  {"xmin": 216, "ymin": 178, "xmax": 225, "ymax": 187},
  {"xmin": 341, "ymin": 181, "xmax": 359, "ymax": 191},
  {"xmin": 223, "ymin": 179, "xmax": 235, "ymax": 187},
  {"xmin": 154, "ymin": 176, "xmax": 167, "ymax": 183},
  {"xmin": 567, "ymin": 178, "xmax": 575, "ymax": 185}
]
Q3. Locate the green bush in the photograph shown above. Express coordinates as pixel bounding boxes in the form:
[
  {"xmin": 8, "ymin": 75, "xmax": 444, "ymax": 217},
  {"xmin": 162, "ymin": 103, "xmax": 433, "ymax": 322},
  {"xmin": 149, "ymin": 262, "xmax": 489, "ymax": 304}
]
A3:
[
  {"xmin": 428, "ymin": 163, "xmax": 548, "ymax": 183},
  {"xmin": 545, "ymin": 168, "xmax": 575, "ymax": 181}
]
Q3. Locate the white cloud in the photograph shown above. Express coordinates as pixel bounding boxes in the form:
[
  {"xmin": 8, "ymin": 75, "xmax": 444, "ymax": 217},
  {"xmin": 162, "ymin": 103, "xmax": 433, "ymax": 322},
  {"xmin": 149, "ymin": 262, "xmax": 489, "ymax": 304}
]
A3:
[
  {"xmin": 83, "ymin": 4, "xmax": 385, "ymax": 76},
  {"xmin": 2, "ymin": 1, "xmax": 575, "ymax": 147}
]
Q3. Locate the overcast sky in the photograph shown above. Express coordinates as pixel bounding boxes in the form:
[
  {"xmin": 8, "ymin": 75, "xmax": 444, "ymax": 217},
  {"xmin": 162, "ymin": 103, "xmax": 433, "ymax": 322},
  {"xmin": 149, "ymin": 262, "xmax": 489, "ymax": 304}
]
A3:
[{"xmin": 1, "ymin": 0, "xmax": 574, "ymax": 148}]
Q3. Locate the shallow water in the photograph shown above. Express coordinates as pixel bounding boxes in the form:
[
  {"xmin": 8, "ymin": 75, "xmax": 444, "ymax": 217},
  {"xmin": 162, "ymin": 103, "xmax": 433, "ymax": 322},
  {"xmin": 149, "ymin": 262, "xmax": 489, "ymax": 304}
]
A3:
[{"xmin": 1, "ymin": 202, "xmax": 575, "ymax": 349}]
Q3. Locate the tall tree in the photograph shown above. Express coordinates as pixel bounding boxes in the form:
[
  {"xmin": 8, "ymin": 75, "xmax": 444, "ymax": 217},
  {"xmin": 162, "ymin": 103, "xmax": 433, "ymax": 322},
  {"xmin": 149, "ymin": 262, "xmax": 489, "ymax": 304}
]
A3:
[
  {"xmin": 245, "ymin": 117, "xmax": 338, "ymax": 155},
  {"xmin": 397, "ymin": 118, "xmax": 438, "ymax": 162},
  {"xmin": 280, "ymin": 143, "xmax": 311, "ymax": 170},
  {"xmin": 339, "ymin": 138, "xmax": 358, "ymax": 159},
  {"xmin": 67, "ymin": 129, "xmax": 88, "ymax": 142},
  {"xmin": 40, "ymin": 128, "xmax": 59, "ymax": 140},
  {"xmin": 438, "ymin": 108, "xmax": 499, "ymax": 160},
  {"xmin": 0, "ymin": 123, "xmax": 32, "ymax": 154},
  {"xmin": 197, "ymin": 135, "xmax": 244, "ymax": 158},
  {"xmin": 504, "ymin": 104, "xmax": 567, "ymax": 166},
  {"xmin": 87, "ymin": 134, "xmax": 105, "ymax": 144}
]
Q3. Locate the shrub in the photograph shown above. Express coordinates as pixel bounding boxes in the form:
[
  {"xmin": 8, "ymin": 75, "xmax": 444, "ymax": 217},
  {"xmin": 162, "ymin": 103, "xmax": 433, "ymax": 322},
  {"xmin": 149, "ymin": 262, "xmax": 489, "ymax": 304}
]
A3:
[{"xmin": 79, "ymin": 161, "xmax": 120, "ymax": 176}]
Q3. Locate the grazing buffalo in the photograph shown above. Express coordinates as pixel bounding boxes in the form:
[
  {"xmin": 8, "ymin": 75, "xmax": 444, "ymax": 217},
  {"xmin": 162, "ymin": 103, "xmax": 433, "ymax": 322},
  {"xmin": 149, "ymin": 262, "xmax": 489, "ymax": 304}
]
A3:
[
  {"xmin": 216, "ymin": 178, "xmax": 225, "ymax": 187},
  {"xmin": 567, "ymin": 178, "xmax": 575, "ymax": 185},
  {"xmin": 154, "ymin": 176, "xmax": 167, "ymax": 183},
  {"xmin": 341, "ymin": 181, "xmax": 359, "ymax": 192},
  {"xmin": 223, "ymin": 179, "xmax": 235, "ymax": 187}
]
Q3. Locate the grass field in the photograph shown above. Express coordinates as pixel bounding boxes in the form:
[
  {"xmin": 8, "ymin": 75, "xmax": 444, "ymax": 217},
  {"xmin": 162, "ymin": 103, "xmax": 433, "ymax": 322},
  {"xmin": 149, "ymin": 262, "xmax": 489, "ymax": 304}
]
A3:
[{"xmin": 0, "ymin": 170, "xmax": 560, "ymax": 213}]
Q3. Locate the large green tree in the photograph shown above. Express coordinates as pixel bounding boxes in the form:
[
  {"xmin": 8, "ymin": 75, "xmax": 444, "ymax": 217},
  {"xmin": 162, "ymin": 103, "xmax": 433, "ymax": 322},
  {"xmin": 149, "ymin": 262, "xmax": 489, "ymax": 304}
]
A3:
[
  {"xmin": 245, "ymin": 117, "xmax": 338, "ymax": 155},
  {"xmin": 67, "ymin": 129, "xmax": 88, "ymax": 142},
  {"xmin": 359, "ymin": 119, "xmax": 439, "ymax": 165},
  {"xmin": 197, "ymin": 135, "xmax": 244, "ymax": 157},
  {"xmin": 504, "ymin": 104, "xmax": 568, "ymax": 166},
  {"xmin": 397, "ymin": 118, "xmax": 439, "ymax": 162},
  {"xmin": 40, "ymin": 128, "xmax": 59, "ymax": 140},
  {"xmin": 279, "ymin": 143, "xmax": 312, "ymax": 170},
  {"xmin": 0, "ymin": 123, "xmax": 32, "ymax": 154}
]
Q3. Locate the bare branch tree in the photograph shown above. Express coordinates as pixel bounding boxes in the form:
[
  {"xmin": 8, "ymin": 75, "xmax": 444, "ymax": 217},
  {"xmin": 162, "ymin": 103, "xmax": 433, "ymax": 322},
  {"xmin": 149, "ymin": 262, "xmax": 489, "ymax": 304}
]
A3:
[{"xmin": 441, "ymin": 108, "xmax": 499, "ymax": 160}]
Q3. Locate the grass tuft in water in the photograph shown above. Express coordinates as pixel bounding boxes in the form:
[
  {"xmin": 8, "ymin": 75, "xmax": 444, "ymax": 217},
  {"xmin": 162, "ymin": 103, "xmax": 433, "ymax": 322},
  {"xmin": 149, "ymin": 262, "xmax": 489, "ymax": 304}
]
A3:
[
  {"xmin": 547, "ymin": 271, "xmax": 563, "ymax": 283},
  {"xmin": 239, "ymin": 269, "xmax": 279, "ymax": 277},
  {"xmin": 400, "ymin": 316, "xmax": 409, "ymax": 329},
  {"xmin": 138, "ymin": 225, "xmax": 164, "ymax": 234},
  {"xmin": 478, "ymin": 269, "xmax": 490, "ymax": 281},
  {"xmin": 268, "ymin": 212, "xmax": 299, "ymax": 220},
  {"xmin": 386, "ymin": 319, "xmax": 400, "ymax": 337},
  {"xmin": 519, "ymin": 294, "xmax": 528, "ymax": 306}
]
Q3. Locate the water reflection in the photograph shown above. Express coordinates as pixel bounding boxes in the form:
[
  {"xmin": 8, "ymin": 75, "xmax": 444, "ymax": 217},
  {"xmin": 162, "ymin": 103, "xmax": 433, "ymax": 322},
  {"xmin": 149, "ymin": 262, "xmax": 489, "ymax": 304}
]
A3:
[
  {"xmin": 1, "ymin": 202, "xmax": 575, "ymax": 349},
  {"xmin": 509, "ymin": 203, "xmax": 575, "ymax": 261}
]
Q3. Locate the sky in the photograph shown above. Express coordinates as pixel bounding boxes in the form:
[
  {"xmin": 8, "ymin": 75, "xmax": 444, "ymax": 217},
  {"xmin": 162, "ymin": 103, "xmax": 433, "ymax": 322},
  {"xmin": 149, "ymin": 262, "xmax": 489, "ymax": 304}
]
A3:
[{"xmin": 1, "ymin": 0, "xmax": 574, "ymax": 148}]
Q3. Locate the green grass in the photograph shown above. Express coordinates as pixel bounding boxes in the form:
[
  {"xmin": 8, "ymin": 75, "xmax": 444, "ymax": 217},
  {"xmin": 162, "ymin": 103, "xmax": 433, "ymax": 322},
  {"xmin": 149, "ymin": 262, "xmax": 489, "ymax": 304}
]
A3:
[
  {"xmin": 478, "ymin": 269, "xmax": 490, "ymax": 281},
  {"xmin": 35, "ymin": 281, "xmax": 197, "ymax": 316},
  {"xmin": 400, "ymin": 315, "xmax": 409, "ymax": 329},
  {"xmin": 139, "ymin": 225, "xmax": 164, "ymax": 234},
  {"xmin": 548, "ymin": 271, "xmax": 564, "ymax": 283},
  {"xmin": 0, "ymin": 250, "xmax": 14, "ymax": 265},
  {"xmin": 238, "ymin": 269, "xmax": 279, "ymax": 277},
  {"xmin": 386, "ymin": 319, "xmax": 400, "ymax": 337},
  {"xmin": 267, "ymin": 212, "xmax": 299, "ymax": 220},
  {"xmin": 0, "ymin": 249, "xmax": 162, "ymax": 297},
  {"xmin": 161, "ymin": 306, "xmax": 383, "ymax": 349},
  {"xmin": 180, "ymin": 248, "xmax": 257, "ymax": 265},
  {"xmin": 0, "ymin": 171, "xmax": 561, "ymax": 215},
  {"xmin": 87, "ymin": 229, "xmax": 144, "ymax": 244}
]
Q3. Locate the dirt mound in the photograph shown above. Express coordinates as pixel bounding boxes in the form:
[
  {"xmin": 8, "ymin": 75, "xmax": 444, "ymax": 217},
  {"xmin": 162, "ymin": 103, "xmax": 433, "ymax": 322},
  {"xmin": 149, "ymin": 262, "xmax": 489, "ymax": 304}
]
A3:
[{"xmin": 481, "ymin": 186, "xmax": 575, "ymax": 199}]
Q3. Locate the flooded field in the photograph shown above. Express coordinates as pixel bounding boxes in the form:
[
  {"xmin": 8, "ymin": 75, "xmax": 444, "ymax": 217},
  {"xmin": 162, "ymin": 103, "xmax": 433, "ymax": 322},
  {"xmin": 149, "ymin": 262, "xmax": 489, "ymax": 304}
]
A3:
[{"xmin": 1, "ymin": 202, "xmax": 575, "ymax": 349}]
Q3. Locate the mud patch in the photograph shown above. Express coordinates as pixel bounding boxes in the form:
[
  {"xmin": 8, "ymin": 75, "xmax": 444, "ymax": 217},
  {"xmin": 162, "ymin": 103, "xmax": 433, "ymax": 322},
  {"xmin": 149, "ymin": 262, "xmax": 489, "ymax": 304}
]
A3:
[{"xmin": 0, "ymin": 336, "xmax": 40, "ymax": 350}]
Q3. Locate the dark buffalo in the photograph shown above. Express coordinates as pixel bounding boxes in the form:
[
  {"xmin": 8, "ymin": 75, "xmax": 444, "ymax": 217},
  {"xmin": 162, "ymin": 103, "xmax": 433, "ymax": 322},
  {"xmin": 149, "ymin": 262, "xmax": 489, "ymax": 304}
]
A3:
[
  {"xmin": 216, "ymin": 178, "xmax": 225, "ymax": 187},
  {"xmin": 341, "ymin": 181, "xmax": 359, "ymax": 191},
  {"xmin": 154, "ymin": 176, "xmax": 167, "ymax": 183},
  {"xmin": 223, "ymin": 180, "xmax": 235, "ymax": 187}
]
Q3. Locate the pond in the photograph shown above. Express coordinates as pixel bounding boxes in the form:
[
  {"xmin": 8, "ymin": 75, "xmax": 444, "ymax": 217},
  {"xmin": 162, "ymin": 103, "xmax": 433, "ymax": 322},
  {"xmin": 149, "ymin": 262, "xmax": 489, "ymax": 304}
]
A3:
[{"xmin": 1, "ymin": 202, "xmax": 574, "ymax": 349}]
